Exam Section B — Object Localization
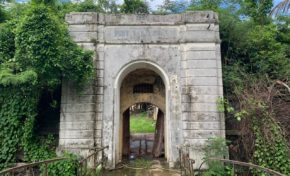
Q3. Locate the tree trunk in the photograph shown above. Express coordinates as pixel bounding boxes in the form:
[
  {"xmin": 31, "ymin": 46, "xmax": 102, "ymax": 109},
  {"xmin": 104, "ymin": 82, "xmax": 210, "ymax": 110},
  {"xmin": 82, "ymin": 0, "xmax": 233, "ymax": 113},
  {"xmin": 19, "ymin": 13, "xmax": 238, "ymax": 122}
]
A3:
[
  {"xmin": 152, "ymin": 111, "xmax": 164, "ymax": 157},
  {"xmin": 122, "ymin": 109, "xmax": 130, "ymax": 156}
]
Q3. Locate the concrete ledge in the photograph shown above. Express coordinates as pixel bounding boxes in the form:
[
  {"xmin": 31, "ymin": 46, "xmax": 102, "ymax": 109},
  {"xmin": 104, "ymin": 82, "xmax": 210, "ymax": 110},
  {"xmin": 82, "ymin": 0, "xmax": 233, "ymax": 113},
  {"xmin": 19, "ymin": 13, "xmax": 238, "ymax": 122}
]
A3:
[
  {"xmin": 183, "ymin": 122, "xmax": 225, "ymax": 130},
  {"xmin": 60, "ymin": 129, "xmax": 94, "ymax": 139},
  {"xmin": 59, "ymin": 139, "xmax": 95, "ymax": 148},
  {"xmin": 184, "ymin": 130, "xmax": 223, "ymax": 139},
  {"xmin": 60, "ymin": 112, "xmax": 95, "ymax": 122},
  {"xmin": 66, "ymin": 11, "xmax": 218, "ymax": 25},
  {"xmin": 182, "ymin": 112, "xmax": 222, "ymax": 121}
]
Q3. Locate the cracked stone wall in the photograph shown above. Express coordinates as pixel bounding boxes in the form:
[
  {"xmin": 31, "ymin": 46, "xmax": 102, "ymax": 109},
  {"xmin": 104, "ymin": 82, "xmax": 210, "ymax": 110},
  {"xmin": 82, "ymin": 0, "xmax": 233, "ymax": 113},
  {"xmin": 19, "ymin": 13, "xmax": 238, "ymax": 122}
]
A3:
[{"xmin": 59, "ymin": 11, "xmax": 225, "ymax": 168}]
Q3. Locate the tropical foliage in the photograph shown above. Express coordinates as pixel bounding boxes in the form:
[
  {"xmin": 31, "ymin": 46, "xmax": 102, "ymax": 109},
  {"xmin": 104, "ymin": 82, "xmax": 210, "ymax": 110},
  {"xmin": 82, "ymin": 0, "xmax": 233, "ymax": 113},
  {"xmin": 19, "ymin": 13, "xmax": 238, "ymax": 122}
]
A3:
[{"xmin": 0, "ymin": 0, "xmax": 93, "ymax": 173}]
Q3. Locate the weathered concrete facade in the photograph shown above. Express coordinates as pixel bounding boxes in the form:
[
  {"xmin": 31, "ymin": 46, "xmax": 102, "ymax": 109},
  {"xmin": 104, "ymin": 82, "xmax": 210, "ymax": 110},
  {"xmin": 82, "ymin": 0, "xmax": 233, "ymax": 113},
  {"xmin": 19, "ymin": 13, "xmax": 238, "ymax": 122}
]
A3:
[{"xmin": 59, "ymin": 11, "xmax": 225, "ymax": 168}]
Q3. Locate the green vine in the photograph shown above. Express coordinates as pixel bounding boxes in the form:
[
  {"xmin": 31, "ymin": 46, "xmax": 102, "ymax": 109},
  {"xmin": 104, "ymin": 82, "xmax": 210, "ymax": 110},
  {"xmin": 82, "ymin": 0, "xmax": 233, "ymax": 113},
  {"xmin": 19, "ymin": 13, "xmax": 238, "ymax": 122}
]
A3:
[
  {"xmin": 0, "ymin": 1, "xmax": 93, "ymax": 174},
  {"xmin": 253, "ymin": 116, "xmax": 290, "ymax": 175},
  {"xmin": 235, "ymin": 97, "xmax": 290, "ymax": 175},
  {"xmin": 0, "ymin": 86, "xmax": 39, "ymax": 169}
]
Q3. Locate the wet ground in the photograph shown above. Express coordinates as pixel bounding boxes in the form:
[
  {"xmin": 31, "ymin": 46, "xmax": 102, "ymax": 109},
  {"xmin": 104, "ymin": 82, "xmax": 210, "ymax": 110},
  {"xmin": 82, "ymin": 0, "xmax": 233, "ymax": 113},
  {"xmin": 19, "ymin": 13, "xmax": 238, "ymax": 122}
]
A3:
[{"xmin": 102, "ymin": 157, "xmax": 181, "ymax": 176}]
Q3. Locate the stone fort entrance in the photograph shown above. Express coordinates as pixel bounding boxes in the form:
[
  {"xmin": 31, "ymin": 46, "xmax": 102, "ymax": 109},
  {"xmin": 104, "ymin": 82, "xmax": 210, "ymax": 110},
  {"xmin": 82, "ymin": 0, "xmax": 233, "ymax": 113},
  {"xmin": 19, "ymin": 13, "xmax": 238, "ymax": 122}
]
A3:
[{"xmin": 59, "ymin": 12, "xmax": 225, "ymax": 168}]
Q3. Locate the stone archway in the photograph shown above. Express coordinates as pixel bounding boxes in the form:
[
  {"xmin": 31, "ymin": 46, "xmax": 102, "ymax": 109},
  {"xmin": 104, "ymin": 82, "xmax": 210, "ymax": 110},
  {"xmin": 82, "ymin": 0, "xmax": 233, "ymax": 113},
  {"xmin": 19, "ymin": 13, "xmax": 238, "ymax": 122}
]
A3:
[
  {"xmin": 120, "ymin": 69, "xmax": 166, "ymax": 159},
  {"xmin": 113, "ymin": 61, "xmax": 171, "ymax": 165}
]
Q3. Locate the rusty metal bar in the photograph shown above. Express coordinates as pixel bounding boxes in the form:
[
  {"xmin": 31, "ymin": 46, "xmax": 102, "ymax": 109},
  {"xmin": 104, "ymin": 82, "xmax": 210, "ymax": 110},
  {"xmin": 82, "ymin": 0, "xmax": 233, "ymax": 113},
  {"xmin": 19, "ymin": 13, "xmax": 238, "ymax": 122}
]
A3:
[
  {"xmin": 78, "ymin": 146, "xmax": 108, "ymax": 176},
  {"xmin": 0, "ymin": 157, "xmax": 67, "ymax": 175},
  {"xmin": 178, "ymin": 146, "xmax": 195, "ymax": 176},
  {"xmin": 78, "ymin": 146, "xmax": 108, "ymax": 164},
  {"xmin": 198, "ymin": 158, "xmax": 285, "ymax": 176}
]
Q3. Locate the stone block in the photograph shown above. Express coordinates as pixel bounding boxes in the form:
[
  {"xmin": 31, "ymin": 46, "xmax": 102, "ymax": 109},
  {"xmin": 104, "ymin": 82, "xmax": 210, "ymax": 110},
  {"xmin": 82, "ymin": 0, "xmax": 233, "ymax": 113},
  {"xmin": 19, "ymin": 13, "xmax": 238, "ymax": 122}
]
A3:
[
  {"xmin": 183, "ymin": 43, "xmax": 216, "ymax": 51},
  {"xmin": 95, "ymin": 121, "xmax": 102, "ymax": 130},
  {"xmin": 191, "ymin": 102, "xmax": 218, "ymax": 112},
  {"xmin": 183, "ymin": 130, "xmax": 222, "ymax": 139},
  {"xmin": 104, "ymin": 26, "xmax": 179, "ymax": 44},
  {"xmin": 63, "ymin": 84, "xmax": 95, "ymax": 96},
  {"xmin": 187, "ymin": 85, "xmax": 221, "ymax": 95},
  {"xmin": 183, "ymin": 94, "xmax": 220, "ymax": 103},
  {"xmin": 186, "ymin": 23, "xmax": 216, "ymax": 31},
  {"xmin": 186, "ymin": 60, "xmax": 217, "ymax": 69},
  {"xmin": 59, "ymin": 138, "xmax": 95, "ymax": 148},
  {"xmin": 69, "ymin": 24, "xmax": 98, "ymax": 32},
  {"xmin": 69, "ymin": 32, "xmax": 97, "ymax": 42},
  {"xmin": 95, "ymin": 78, "xmax": 104, "ymax": 86},
  {"xmin": 96, "ymin": 102, "xmax": 103, "ymax": 111},
  {"xmin": 61, "ymin": 103, "xmax": 95, "ymax": 113},
  {"xmin": 183, "ymin": 11, "xmax": 218, "ymax": 23},
  {"xmin": 102, "ymin": 13, "xmax": 183, "ymax": 25},
  {"xmin": 60, "ymin": 121, "xmax": 95, "ymax": 130},
  {"xmin": 96, "ymin": 113, "xmax": 103, "ymax": 120},
  {"xmin": 95, "ymin": 60, "xmax": 104, "ymax": 69},
  {"xmin": 181, "ymin": 31, "xmax": 217, "ymax": 43},
  {"xmin": 183, "ymin": 122, "xmax": 225, "ymax": 130},
  {"xmin": 96, "ymin": 69, "xmax": 104, "ymax": 78},
  {"xmin": 77, "ymin": 43, "xmax": 95, "ymax": 51},
  {"xmin": 95, "ymin": 129, "xmax": 102, "ymax": 138},
  {"xmin": 64, "ymin": 95, "xmax": 96, "ymax": 104},
  {"xmin": 60, "ymin": 129, "xmax": 94, "ymax": 139},
  {"xmin": 95, "ymin": 86, "xmax": 104, "ymax": 95},
  {"xmin": 60, "ymin": 112, "xmax": 95, "ymax": 122},
  {"xmin": 66, "ymin": 12, "xmax": 98, "ymax": 24},
  {"xmin": 185, "ymin": 77, "xmax": 218, "ymax": 86},
  {"xmin": 182, "ymin": 112, "xmax": 221, "ymax": 122},
  {"xmin": 95, "ymin": 95, "xmax": 104, "ymax": 103},
  {"xmin": 184, "ymin": 50, "xmax": 216, "ymax": 60},
  {"xmin": 185, "ymin": 68, "xmax": 217, "ymax": 77}
]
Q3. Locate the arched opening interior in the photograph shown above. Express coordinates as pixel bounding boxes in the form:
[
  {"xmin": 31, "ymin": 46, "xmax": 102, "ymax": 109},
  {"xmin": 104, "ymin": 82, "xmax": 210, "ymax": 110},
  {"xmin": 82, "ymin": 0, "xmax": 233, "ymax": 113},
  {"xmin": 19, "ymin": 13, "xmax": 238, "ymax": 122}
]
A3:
[{"xmin": 119, "ymin": 68, "xmax": 166, "ymax": 161}]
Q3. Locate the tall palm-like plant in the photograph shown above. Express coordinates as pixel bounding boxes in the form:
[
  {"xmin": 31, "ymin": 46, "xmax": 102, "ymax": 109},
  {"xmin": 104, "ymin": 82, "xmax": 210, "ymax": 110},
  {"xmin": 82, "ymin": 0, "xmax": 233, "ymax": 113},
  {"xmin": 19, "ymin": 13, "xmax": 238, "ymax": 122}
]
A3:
[{"xmin": 271, "ymin": 0, "xmax": 290, "ymax": 16}]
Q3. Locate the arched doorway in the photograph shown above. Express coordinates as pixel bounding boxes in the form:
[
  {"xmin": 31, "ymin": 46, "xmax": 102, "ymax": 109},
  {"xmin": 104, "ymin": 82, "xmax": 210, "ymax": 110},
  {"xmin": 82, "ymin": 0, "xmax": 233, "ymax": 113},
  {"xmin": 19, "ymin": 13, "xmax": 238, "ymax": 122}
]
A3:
[
  {"xmin": 114, "ymin": 61, "xmax": 171, "ymax": 165},
  {"xmin": 122, "ymin": 103, "xmax": 165, "ymax": 158},
  {"xmin": 120, "ymin": 69, "xmax": 165, "ymax": 160}
]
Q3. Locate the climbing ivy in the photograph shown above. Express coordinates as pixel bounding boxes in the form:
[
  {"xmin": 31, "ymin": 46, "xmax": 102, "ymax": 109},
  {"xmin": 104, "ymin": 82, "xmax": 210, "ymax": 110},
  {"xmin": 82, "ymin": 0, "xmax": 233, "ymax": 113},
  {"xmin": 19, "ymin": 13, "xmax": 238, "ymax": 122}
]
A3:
[
  {"xmin": 234, "ymin": 92, "xmax": 290, "ymax": 175},
  {"xmin": 0, "ymin": 1, "xmax": 93, "ymax": 173},
  {"xmin": 0, "ymin": 22, "xmax": 15, "ymax": 64},
  {"xmin": 252, "ymin": 114, "xmax": 290, "ymax": 175},
  {"xmin": 0, "ymin": 86, "xmax": 39, "ymax": 169}
]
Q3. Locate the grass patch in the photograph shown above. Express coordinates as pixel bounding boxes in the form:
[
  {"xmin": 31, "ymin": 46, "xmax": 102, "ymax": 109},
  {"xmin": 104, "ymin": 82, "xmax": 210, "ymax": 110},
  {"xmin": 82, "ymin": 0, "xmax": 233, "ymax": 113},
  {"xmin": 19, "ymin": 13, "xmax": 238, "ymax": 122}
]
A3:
[
  {"xmin": 130, "ymin": 112, "xmax": 156, "ymax": 133},
  {"xmin": 130, "ymin": 158, "xmax": 153, "ymax": 168}
]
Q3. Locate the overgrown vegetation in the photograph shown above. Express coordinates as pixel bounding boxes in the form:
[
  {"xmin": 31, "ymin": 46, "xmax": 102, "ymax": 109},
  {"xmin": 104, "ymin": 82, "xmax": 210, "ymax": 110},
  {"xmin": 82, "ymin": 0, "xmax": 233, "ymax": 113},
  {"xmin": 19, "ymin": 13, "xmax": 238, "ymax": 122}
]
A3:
[
  {"xmin": 187, "ymin": 0, "xmax": 290, "ymax": 175},
  {"xmin": 186, "ymin": 0, "xmax": 290, "ymax": 175},
  {"xmin": 202, "ymin": 137, "xmax": 231, "ymax": 176},
  {"xmin": 0, "ymin": 0, "xmax": 93, "ymax": 174}
]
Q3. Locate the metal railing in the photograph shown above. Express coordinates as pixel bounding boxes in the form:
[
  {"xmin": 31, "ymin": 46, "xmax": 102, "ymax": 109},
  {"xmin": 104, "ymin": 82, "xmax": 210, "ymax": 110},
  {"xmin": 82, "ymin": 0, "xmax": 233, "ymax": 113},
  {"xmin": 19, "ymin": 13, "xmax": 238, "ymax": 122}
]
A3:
[
  {"xmin": 198, "ymin": 158, "xmax": 285, "ymax": 176},
  {"xmin": 0, "ymin": 157, "xmax": 67, "ymax": 176},
  {"xmin": 0, "ymin": 146, "xmax": 109, "ymax": 176},
  {"xmin": 78, "ymin": 146, "xmax": 108, "ymax": 176},
  {"xmin": 178, "ymin": 146, "xmax": 195, "ymax": 176}
]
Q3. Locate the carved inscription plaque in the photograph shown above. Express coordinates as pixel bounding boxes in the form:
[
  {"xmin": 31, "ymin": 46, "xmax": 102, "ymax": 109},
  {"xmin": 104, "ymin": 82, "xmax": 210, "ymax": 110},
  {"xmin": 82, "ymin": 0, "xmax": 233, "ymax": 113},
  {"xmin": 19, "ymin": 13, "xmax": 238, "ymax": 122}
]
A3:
[{"xmin": 105, "ymin": 26, "xmax": 179, "ymax": 43}]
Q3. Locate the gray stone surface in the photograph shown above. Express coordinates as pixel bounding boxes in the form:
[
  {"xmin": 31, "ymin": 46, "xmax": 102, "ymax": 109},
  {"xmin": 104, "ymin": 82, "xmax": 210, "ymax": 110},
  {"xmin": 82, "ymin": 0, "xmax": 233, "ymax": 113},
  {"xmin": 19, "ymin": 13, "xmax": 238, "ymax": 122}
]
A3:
[{"xmin": 59, "ymin": 11, "xmax": 225, "ymax": 169}]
